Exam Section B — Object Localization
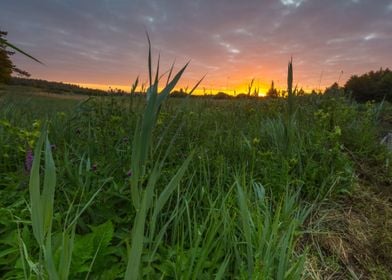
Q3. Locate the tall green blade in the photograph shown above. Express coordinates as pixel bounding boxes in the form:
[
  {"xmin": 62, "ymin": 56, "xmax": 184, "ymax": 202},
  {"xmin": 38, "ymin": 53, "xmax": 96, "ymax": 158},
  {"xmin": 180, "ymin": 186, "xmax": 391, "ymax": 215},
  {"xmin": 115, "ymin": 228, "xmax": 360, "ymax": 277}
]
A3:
[
  {"xmin": 0, "ymin": 38, "xmax": 44, "ymax": 64},
  {"xmin": 150, "ymin": 153, "xmax": 193, "ymax": 239},
  {"xmin": 124, "ymin": 165, "xmax": 159, "ymax": 280},
  {"xmin": 42, "ymin": 136, "xmax": 56, "ymax": 236},
  {"xmin": 236, "ymin": 179, "xmax": 254, "ymax": 278},
  {"xmin": 29, "ymin": 131, "xmax": 45, "ymax": 246}
]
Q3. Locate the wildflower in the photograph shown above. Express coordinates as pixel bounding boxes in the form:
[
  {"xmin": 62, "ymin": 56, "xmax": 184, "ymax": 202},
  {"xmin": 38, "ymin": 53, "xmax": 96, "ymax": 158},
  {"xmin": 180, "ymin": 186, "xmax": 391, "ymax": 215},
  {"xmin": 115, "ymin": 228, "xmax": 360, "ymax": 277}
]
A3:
[
  {"xmin": 92, "ymin": 163, "xmax": 97, "ymax": 172},
  {"xmin": 126, "ymin": 170, "xmax": 132, "ymax": 178},
  {"xmin": 25, "ymin": 148, "xmax": 34, "ymax": 173},
  {"xmin": 253, "ymin": 137, "xmax": 260, "ymax": 145}
]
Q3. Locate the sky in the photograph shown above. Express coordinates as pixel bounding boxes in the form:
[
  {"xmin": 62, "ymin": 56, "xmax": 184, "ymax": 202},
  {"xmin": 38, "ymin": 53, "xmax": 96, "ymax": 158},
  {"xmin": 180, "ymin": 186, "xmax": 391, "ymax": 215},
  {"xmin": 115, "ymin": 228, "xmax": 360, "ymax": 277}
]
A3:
[{"xmin": 1, "ymin": 0, "xmax": 391, "ymax": 94}]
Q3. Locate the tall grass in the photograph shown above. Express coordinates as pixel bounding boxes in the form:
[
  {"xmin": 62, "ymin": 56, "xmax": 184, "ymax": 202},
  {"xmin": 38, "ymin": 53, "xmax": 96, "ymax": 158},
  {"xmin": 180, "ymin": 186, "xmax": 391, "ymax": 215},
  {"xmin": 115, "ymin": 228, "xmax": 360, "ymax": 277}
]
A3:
[
  {"xmin": 28, "ymin": 130, "xmax": 55, "ymax": 278},
  {"xmin": 2, "ymin": 90, "xmax": 379, "ymax": 278},
  {"xmin": 23, "ymin": 128, "xmax": 110, "ymax": 279},
  {"xmin": 124, "ymin": 35, "xmax": 198, "ymax": 279},
  {"xmin": 287, "ymin": 57, "xmax": 294, "ymax": 117}
]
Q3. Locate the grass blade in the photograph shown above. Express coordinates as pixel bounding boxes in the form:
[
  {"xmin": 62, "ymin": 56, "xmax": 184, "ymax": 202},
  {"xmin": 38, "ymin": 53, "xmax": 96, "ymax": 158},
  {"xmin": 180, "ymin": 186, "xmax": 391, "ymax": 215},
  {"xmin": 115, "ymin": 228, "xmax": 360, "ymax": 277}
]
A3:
[{"xmin": 235, "ymin": 178, "xmax": 254, "ymax": 278}]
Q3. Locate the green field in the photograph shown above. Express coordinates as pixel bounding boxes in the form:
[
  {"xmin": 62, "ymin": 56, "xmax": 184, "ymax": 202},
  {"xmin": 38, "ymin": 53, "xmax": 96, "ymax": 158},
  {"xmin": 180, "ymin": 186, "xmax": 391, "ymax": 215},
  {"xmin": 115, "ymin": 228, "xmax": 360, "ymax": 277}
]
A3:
[{"xmin": 1, "ymin": 84, "xmax": 391, "ymax": 279}]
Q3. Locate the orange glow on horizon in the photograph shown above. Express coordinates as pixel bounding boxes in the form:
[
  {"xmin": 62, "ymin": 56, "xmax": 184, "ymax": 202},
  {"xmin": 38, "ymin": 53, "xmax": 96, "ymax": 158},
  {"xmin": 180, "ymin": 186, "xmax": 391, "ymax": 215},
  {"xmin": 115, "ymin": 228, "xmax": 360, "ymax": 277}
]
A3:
[
  {"xmin": 66, "ymin": 61, "xmax": 334, "ymax": 97},
  {"xmin": 51, "ymin": 60, "xmax": 342, "ymax": 96},
  {"xmin": 69, "ymin": 81, "xmax": 272, "ymax": 96},
  {"xmin": 69, "ymin": 79, "xmax": 327, "ymax": 97}
]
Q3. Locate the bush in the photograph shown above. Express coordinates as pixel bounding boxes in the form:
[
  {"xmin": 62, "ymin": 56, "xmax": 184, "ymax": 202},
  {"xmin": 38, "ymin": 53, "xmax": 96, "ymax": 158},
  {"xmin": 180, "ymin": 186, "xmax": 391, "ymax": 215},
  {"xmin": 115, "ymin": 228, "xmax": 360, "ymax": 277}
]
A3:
[{"xmin": 345, "ymin": 68, "xmax": 392, "ymax": 102}]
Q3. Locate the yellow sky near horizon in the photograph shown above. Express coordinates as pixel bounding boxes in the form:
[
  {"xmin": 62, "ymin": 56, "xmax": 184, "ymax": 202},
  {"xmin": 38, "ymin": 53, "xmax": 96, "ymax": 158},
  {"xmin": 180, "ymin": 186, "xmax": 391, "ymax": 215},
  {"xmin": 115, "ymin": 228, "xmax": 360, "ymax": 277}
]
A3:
[
  {"xmin": 69, "ymin": 79, "xmax": 322, "ymax": 97},
  {"xmin": 71, "ymin": 81, "xmax": 270, "ymax": 96}
]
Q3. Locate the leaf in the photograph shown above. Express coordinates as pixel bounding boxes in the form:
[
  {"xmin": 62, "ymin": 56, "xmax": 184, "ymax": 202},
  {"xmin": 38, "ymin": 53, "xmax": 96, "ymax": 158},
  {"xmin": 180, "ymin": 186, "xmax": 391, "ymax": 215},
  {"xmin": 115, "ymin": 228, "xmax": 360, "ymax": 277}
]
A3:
[
  {"xmin": 71, "ymin": 234, "xmax": 94, "ymax": 273},
  {"xmin": 29, "ymin": 130, "xmax": 45, "ymax": 246},
  {"xmin": 157, "ymin": 62, "xmax": 189, "ymax": 106},
  {"xmin": 0, "ymin": 38, "xmax": 44, "ymax": 64},
  {"xmin": 236, "ymin": 179, "xmax": 254, "ymax": 278},
  {"xmin": 124, "ymin": 164, "xmax": 159, "ymax": 280},
  {"xmin": 90, "ymin": 220, "xmax": 114, "ymax": 255},
  {"xmin": 150, "ymin": 153, "xmax": 193, "ymax": 238},
  {"xmin": 214, "ymin": 255, "xmax": 230, "ymax": 280},
  {"xmin": 42, "ymin": 136, "xmax": 56, "ymax": 237}
]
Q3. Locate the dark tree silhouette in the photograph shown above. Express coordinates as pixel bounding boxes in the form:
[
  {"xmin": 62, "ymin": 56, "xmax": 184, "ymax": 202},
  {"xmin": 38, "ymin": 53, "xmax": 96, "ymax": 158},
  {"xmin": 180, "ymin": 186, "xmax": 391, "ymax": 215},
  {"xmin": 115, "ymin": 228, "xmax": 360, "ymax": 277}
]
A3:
[
  {"xmin": 0, "ymin": 30, "xmax": 30, "ymax": 84},
  {"xmin": 0, "ymin": 31, "xmax": 13, "ymax": 83},
  {"xmin": 266, "ymin": 80, "xmax": 278, "ymax": 98},
  {"xmin": 324, "ymin": 82, "xmax": 344, "ymax": 96},
  {"xmin": 344, "ymin": 68, "xmax": 392, "ymax": 102}
]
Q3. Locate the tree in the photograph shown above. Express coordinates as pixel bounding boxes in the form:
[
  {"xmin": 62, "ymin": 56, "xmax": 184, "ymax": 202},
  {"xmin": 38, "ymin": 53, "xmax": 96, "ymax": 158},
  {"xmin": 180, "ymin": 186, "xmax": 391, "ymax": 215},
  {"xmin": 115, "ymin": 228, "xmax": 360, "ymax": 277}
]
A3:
[
  {"xmin": 266, "ymin": 80, "xmax": 278, "ymax": 98},
  {"xmin": 297, "ymin": 88, "xmax": 305, "ymax": 96},
  {"xmin": 324, "ymin": 82, "xmax": 344, "ymax": 96},
  {"xmin": 344, "ymin": 68, "xmax": 392, "ymax": 102},
  {"xmin": 0, "ymin": 31, "xmax": 13, "ymax": 83},
  {"xmin": 0, "ymin": 30, "xmax": 30, "ymax": 84}
]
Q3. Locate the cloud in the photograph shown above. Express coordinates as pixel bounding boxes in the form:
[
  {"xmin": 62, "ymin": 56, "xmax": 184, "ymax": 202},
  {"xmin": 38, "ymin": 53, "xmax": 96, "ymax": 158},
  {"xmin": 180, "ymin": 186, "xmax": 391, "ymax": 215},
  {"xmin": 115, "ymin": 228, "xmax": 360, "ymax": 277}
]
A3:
[
  {"xmin": 280, "ymin": 0, "xmax": 305, "ymax": 8},
  {"xmin": 0, "ymin": 0, "xmax": 391, "ymax": 90}
]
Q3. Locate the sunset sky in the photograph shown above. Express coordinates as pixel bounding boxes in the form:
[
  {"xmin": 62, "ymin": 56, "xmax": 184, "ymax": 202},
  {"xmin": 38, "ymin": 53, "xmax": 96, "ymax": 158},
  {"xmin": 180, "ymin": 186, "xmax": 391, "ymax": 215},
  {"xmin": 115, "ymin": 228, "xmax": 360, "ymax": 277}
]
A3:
[{"xmin": 1, "ymin": 0, "xmax": 391, "ymax": 94}]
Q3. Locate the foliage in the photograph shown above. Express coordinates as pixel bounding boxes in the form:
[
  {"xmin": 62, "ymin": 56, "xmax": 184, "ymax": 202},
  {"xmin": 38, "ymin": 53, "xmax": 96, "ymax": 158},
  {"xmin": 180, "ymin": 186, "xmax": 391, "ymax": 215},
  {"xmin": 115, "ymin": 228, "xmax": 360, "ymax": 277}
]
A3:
[
  {"xmin": 266, "ymin": 80, "xmax": 279, "ymax": 98},
  {"xmin": 287, "ymin": 58, "xmax": 294, "ymax": 116},
  {"xmin": 0, "ymin": 30, "xmax": 31, "ymax": 84},
  {"xmin": 10, "ymin": 77, "xmax": 110, "ymax": 96},
  {"xmin": 1, "ymin": 87, "xmax": 389, "ymax": 278},
  {"xmin": 324, "ymin": 82, "xmax": 344, "ymax": 96},
  {"xmin": 124, "ymin": 35, "xmax": 196, "ymax": 280},
  {"xmin": 345, "ymin": 68, "xmax": 392, "ymax": 102},
  {"xmin": 0, "ymin": 118, "xmax": 41, "ymax": 174}
]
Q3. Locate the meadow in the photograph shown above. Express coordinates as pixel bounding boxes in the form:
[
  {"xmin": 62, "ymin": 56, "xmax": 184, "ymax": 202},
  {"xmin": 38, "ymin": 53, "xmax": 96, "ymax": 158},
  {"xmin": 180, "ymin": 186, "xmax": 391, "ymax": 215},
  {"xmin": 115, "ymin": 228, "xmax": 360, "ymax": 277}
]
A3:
[{"xmin": 0, "ymin": 67, "xmax": 391, "ymax": 279}]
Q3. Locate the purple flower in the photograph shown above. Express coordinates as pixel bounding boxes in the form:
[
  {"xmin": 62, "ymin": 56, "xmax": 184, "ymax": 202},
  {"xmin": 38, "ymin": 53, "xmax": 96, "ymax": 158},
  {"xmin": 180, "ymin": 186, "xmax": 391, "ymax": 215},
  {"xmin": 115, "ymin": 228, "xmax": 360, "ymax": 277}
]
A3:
[
  {"xmin": 92, "ymin": 163, "xmax": 97, "ymax": 172},
  {"xmin": 25, "ymin": 149, "xmax": 34, "ymax": 173},
  {"xmin": 126, "ymin": 170, "xmax": 132, "ymax": 177}
]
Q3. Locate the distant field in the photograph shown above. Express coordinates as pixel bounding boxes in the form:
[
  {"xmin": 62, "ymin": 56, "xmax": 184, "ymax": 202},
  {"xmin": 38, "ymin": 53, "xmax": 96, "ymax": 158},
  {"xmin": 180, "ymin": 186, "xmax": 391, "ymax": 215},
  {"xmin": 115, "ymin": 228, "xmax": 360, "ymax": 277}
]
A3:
[
  {"xmin": 1, "ymin": 84, "xmax": 89, "ymax": 100},
  {"xmin": 0, "ymin": 85, "xmax": 391, "ymax": 279}
]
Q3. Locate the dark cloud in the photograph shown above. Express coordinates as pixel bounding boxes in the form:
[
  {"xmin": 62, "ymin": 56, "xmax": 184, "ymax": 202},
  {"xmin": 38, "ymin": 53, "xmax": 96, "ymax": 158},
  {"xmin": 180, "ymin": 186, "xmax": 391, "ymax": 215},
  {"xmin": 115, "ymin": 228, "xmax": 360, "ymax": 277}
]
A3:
[{"xmin": 1, "ymin": 0, "xmax": 391, "ymax": 91}]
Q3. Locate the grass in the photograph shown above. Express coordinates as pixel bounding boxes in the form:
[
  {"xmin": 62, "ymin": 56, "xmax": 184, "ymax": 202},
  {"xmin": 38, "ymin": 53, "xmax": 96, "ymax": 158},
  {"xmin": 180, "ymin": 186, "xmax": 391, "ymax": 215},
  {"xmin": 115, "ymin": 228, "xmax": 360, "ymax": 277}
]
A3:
[
  {"xmin": 0, "ymin": 56, "xmax": 391, "ymax": 279},
  {"xmin": 304, "ymin": 184, "xmax": 392, "ymax": 278}
]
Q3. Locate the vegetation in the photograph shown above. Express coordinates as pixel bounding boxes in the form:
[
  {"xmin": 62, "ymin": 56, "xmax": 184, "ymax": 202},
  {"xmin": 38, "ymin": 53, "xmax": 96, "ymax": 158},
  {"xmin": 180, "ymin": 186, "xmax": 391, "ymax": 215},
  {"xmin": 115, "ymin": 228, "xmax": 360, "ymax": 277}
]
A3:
[
  {"xmin": 266, "ymin": 80, "xmax": 279, "ymax": 98},
  {"xmin": 0, "ymin": 30, "xmax": 31, "ymax": 83},
  {"xmin": 345, "ymin": 68, "xmax": 392, "ymax": 102},
  {"xmin": 1, "ymin": 61, "xmax": 391, "ymax": 278},
  {"xmin": 9, "ymin": 77, "xmax": 111, "ymax": 96}
]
